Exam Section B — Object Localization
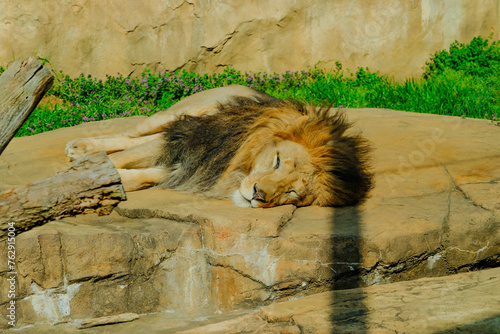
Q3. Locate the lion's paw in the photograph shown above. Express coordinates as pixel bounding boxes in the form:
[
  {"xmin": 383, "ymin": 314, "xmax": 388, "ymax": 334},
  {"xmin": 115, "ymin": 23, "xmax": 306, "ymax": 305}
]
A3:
[{"xmin": 65, "ymin": 138, "xmax": 97, "ymax": 161}]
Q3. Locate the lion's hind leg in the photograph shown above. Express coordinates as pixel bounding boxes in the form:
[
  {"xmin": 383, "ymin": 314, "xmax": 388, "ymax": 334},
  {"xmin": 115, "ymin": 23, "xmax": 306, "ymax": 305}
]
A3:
[
  {"xmin": 65, "ymin": 133, "xmax": 163, "ymax": 161},
  {"xmin": 107, "ymin": 134, "xmax": 164, "ymax": 169}
]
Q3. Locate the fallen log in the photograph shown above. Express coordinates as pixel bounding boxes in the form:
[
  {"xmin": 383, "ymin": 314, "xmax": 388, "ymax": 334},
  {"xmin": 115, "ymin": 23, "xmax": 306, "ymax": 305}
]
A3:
[
  {"xmin": 0, "ymin": 152, "xmax": 126, "ymax": 240},
  {"xmin": 0, "ymin": 57, "xmax": 54, "ymax": 155}
]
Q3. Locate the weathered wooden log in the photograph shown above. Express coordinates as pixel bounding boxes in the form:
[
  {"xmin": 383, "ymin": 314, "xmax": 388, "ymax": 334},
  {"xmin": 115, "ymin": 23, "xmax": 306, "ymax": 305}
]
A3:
[
  {"xmin": 0, "ymin": 152, "xmax": 126, "ymax": 240},
  {"xmin": 0, "ymin": 57, "xmax": 54, "ymax": 155}
]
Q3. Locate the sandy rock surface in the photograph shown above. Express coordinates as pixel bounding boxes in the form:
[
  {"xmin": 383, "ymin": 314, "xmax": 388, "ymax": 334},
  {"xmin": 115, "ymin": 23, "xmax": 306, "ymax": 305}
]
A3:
[{"xmin": 0, "ymin": 108, "xmax": 498, "ymax": 331}]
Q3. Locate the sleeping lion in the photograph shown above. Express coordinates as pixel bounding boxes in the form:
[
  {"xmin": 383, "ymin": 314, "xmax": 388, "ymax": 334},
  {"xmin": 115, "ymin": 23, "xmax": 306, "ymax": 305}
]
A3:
[{"xmin": 66, "ymin": 85, "xmax": 372, "ymax": 208}]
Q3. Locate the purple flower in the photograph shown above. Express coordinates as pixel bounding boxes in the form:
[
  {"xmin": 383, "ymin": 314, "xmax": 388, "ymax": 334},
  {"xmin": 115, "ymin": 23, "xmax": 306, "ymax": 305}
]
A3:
[{"xmin": 493, "ymin": 114, "xmax": 498, "ymax": 121}]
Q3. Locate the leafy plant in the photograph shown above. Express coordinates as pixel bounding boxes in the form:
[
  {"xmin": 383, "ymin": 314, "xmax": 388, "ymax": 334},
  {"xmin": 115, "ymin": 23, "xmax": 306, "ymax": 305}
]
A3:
[{"xmin": 423, "ymin": 35, "xmax": 500, "ymax": 78}]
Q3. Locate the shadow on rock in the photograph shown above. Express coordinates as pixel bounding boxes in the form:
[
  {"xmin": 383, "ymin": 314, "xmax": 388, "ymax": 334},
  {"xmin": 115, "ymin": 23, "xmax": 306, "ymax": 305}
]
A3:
[{"xmin": 331, "ymin": 206, "xmax": 368, "ymax": 333}]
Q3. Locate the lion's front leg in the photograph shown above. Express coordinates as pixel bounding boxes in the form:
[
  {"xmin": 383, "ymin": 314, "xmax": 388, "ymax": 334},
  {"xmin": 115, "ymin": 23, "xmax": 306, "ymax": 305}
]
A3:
[
  {"xmin": 117, "ymin": 167, "xmax": 168, "ymax": 191},
  {"xmin": 109, "ymin": 136, "xmax": 167, "ymax": 191}
]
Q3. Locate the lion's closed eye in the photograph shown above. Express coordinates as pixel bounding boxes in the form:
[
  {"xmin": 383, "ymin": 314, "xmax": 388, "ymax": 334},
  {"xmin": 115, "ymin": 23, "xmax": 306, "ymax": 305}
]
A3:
[{"xmin": 273, "ymin": 153, "xmax": 280, "ymax": 169}]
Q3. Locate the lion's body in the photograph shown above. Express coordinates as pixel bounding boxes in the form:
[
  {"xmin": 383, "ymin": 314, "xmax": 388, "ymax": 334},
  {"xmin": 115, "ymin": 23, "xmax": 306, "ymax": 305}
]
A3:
[
  {"xmin": 155, "ymin": 95, "xmax": 272, "ymax": 194},
  {"xmin": 66, "ymin": 85, "xmax": 372, "ymax": 208}
]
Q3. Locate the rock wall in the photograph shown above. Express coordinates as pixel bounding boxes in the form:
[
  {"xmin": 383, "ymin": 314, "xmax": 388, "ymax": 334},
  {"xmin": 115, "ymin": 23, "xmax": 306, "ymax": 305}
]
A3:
[{"xmin": 0, "ymin": 0, "xmax": 499, "ymax": 80}]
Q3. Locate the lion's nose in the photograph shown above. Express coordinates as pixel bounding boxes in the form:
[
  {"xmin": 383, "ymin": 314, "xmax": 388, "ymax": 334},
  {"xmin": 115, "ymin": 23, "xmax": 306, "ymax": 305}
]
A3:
[{"xmin": 253, "ymin": 183, "xmax": 267, "ymax": 202}]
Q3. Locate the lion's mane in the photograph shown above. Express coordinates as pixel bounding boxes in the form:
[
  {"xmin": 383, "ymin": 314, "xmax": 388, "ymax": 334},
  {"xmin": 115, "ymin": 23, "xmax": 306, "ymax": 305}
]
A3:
[{"xmin": 155, "ymin": 94, "xmax": 372, "ymax": 206}]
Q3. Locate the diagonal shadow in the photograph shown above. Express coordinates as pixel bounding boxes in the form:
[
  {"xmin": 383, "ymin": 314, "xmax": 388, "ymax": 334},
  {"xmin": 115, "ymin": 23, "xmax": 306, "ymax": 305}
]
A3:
[{"xmin": 330, "ymin": 206, "xmax": 368, "ymax": 332}]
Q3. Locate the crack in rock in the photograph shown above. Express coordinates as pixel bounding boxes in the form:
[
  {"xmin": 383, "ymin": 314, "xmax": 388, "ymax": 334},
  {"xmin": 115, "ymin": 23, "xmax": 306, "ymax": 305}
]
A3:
[
  {"xmin": 362, "ymin": 250, "xmax": 443, "ymax": 286},
  {"xmin": 448, "ymin": 243, "xmax": 490, "ymax": 255},
  {"xmin": 442, "ymin": 165, "xmax": 493, "ymax": 212},
  {"xmin": 202, "ymin": 31, "xmax": 237, "ymax": 54},
  {"xmin": 276, "ymin": 206, "xmax": 297, "ymax": 236},
  {"xmin": 212, "ymin": 262, "xmax": 268, "ymax": 289},
  {"xmin": 168, "ymin": 0, "xmax": 195, "ymax": 12}
]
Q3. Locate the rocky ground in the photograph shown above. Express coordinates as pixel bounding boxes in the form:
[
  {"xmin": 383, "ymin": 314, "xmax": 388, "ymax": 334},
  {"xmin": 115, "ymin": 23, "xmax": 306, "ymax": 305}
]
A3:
[
  {"xmin": 0, "ymin": 108, "xmax": 499, "ymax": 333},
  {"xmin": 5, "ymin": 268, "xmax": 500, "ymax": 333}
]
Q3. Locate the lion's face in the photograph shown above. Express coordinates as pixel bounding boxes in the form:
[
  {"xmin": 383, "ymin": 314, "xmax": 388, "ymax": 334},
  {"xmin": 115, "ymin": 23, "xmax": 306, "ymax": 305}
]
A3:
[{"xmin": 232, "ymin": 139, "xmax": 317, "ymax": 208}]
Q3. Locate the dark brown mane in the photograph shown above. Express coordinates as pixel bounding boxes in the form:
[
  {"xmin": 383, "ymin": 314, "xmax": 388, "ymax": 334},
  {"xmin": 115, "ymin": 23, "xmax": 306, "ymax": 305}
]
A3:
[{"xmin": 155, "ymin": 95, "xmax": 372, "ymax": 206}]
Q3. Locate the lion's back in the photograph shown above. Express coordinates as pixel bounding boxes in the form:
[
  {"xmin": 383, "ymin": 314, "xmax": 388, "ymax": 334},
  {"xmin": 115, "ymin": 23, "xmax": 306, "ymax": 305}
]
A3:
[{"xmin": 155, "ymin": 96, "xmax": 276, "ymax": 192}]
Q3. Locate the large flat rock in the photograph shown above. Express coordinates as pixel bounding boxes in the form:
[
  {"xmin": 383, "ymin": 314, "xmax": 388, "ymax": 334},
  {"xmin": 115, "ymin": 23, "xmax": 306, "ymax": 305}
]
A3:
[{"xmin": 0, "ymin": 109, "xmax": 499, "ymax": 328}]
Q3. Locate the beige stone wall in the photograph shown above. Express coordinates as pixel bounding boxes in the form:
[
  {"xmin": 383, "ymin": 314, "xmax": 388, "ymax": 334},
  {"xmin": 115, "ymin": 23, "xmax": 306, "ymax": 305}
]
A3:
[{"xmin": 1, "ymin": 0, "xmax": 498, "ymax": 80}]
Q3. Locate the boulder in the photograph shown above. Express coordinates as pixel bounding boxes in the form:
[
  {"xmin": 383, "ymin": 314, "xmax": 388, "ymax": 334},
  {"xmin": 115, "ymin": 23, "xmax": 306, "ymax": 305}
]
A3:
[
  {"xmin": 0, "ymin": 108, "xmax": 498, "ymax": 328},
  {"xmin": 180, "ymin": 268, "xmax": 500, "ymax": 334},
  {"xmin": 10, "ymin": 268, "xmax": 500, "ymax": 333}
]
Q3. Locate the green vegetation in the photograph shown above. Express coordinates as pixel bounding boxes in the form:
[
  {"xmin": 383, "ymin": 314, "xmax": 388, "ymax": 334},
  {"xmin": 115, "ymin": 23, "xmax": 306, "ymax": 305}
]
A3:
[{"xmin": 2, "ymin": 36, "xmax": 499, "ymax": 137}]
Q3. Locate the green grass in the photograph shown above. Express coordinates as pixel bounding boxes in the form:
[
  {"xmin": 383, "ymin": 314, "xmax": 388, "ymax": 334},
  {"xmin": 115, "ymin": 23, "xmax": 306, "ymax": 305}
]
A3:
[{"xmin": 2, "ymin": 36, "xmax": 499, "ymax": 137}]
